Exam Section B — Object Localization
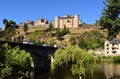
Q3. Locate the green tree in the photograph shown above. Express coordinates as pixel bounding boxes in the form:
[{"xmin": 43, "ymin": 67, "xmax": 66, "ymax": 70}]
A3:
[
  {"xmin": 55, "ymin": 29, "xmax": 62, "ymax": 39},
  {"xmin": 23, "ymin": 23, "xmax": 28, "ymax": 33},
  {"xmin": 0, "ymin": 43, "xmax": 32, "ymax": 79},
  {"xmin": 51, "ymin": 45, "xmax": 96, "ymax": 78},
  {"xmin": 3, "ymin": 19, "xmax": 18, "ymax": 41},
  {"xmin": 99, "ymin": 0, "xmax": 120, "ymax": 40},
  {"xmin": 48, "ymin": 23, "xmax": 54, "ymax": 36}
]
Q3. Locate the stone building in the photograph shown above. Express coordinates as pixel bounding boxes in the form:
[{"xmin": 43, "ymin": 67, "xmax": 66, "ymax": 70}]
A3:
[
  {"xmin": 104, "ymin": 39, "xmax": 120, "ymax": 56},
  {"xmin": 34, "ymin": 18, "xmax": 48, "ymax": 27},
  {"xmin": 55, "ymin": 14, "xmax": 82, "ymax": 28}
]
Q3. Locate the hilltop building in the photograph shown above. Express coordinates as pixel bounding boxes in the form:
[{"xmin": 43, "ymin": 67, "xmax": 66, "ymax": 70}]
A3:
[
  {"xmin": 104, "ymin": 39, "xmax": 120, "ymax": 56},
  {"xmin": 34, "ymin": 18, "xmax": 48, "ymax": 27},
  {"xmin": 55, "ymin": 14, "xmax": 82, "ymax": 28}
]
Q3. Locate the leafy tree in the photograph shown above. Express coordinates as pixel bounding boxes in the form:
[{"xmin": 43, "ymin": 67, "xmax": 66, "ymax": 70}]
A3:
[
  {"xmin": 55, "ymin": 29, "xmax": 62, "ymax": 39},
  {"xmin": 99, "ymin": 0, "xmax": 120, "ymax": 40},
  {"xmin": 48, "ymin": 23, "xmax": 54, "ymax": 31},
  {"xmin": 61, "ymin": 25, "xmax": 68, "ymax": 35},
  {"xmin": 55, "ymin": 25, "xmax": 70, "ymax": 40},
  {"xmin": 51, "ymin": 45, "xmax": 95, "ymax": 78},
  {"xmin": 23, "ymin": 23, "xmax": 28, "ymax": 33},
  {"xmin": 3, "ymin": 19, "xmax": 18, "ymax": 41},
  {"xmin": 48, "ymin": 23, "xmax": 54, "ymax": 36},
  {"xmin": 0, "ymin": 43, "xmax": 32, "ymax": 79}
]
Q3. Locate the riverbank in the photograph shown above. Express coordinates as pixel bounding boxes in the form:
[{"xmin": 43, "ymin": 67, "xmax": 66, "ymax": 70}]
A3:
[{"xmin": 96, "ymin": 56, "xmax": 120, "ymax": 63}]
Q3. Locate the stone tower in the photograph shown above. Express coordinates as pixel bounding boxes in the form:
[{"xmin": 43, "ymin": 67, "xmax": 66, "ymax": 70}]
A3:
[
  {"xmin": 74, "ymin": 14, "xmax": 79, "ymax": 28},
  {"xmin": 55, "ymin": 16, "xmax": 59, "ymax": 28}
]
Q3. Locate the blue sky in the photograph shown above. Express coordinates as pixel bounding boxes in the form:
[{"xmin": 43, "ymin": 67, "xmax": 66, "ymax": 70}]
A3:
[{"xmin": 0, "ymin": 0, "xmax": 104, "ymax": 28}]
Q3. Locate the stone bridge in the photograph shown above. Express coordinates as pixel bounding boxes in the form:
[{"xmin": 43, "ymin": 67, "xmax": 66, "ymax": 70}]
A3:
[{"xmin": 0, "ymin": 41, "xmax": 57, "ymax": 75}]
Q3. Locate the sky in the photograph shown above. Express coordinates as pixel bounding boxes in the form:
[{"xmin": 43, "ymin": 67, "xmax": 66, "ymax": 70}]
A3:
[{"xmin": 0, "ymin": 0, "xmax": 104, "ymax": 28}]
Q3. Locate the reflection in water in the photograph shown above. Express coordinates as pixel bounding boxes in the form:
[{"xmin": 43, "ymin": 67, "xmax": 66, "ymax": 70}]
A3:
[
  {"xmin": 100, "ymin": 63, "xmax": 120, "ymax": 79},
  {"xmin": 33, "ymin": 63, "xmax": 120, "ymax": 79}
]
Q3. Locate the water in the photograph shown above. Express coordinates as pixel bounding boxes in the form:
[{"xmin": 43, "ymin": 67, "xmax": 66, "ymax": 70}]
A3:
[{"xmin": 34, "ymin": 63, "xmax": 120, "ymax": 79}]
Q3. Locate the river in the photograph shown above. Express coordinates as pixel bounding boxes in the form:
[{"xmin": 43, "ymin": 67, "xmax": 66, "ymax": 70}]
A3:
[{"xmin": 33, "ymin": 63, "xmax": 120, "ymax": 79}]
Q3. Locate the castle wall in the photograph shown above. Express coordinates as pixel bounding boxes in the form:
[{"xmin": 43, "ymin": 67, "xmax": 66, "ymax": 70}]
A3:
[{"xmin": 55, "ymin": 14, "xmax": 81, "ymax": 28}]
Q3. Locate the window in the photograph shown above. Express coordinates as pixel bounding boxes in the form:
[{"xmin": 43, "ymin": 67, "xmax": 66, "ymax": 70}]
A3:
[
  {"xmin": 106, "ymin": 44, "xmax": 109, "ymax": 46},
  {"xmin": 106, "ymin": 48, "xmax": 109, "ymax": 50}
]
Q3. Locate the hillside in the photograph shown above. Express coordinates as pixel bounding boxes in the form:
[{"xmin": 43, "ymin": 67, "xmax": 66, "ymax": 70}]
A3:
[
  {"xmin": 0, "ymin": 24, "xmax": 111, "ymax": 49},
  {"xmin": 24, "ymin": 24, "xmax": 108, "ymax": 48}
]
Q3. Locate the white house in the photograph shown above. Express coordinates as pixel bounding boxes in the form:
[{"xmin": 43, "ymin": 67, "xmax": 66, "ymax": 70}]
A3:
[{"xmin": 104, "ymin": 39, "xmax": 120, "ymax": 56}]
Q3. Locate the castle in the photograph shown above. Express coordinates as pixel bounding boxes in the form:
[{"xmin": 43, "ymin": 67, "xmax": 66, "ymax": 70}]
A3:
[{"xmin": 55, "ymin": 14, "xmax": 82, "ymax": 28}]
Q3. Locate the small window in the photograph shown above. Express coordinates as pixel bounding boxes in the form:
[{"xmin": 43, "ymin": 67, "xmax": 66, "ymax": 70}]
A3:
[
  {"xmin": 106, "ymin": 48, "xmax": 109, "ymax": 50},
  {"xmin": 67, "ymin": 19, "xmax": 70, "ymax": 23},
  {"xmin": 106, "ymin": 44, "xmax": 109, "ymax": 46},
  {"xmin": 112, "ymin": 51, "xmax": 117, "ymax": 54}
]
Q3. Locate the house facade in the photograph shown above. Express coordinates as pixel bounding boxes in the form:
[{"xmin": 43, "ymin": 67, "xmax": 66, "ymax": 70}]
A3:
[
  {"xmin": 55, "ymin": 14, "xmax": 82, "ymax": 28},
  {"xmin": 104, "ymin": 39, "xmax": 120, "ymax": 56}
]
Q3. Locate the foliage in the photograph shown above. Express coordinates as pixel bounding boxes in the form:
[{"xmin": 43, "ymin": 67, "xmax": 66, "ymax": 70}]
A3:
[
  {"xmin": 99, "ymin": 0, "xmax": 120, "ymax": 40},
  {"xmin": 78, "ymin": 30, "xmax": 104, "ymax": 50},
  {"xmin": 55, "ymin": 26, "xmax": 70, "ymax": 39},
  {"xmin": 0, "ymin": 43, "xmax": 32, "ymax": 79},
  {"xmin": 96, "ymin": 56, "xmax": 120, "ymax": 63},
  {"xmin": 48, "ymin": 23, "xmax": 54, "ymax": 32},
  {"xmin": 55, "ymin": 29, "xmax": 62, "ymax": 39},
  {"xmin": 3, "ymin": 19, "xmax": 18, "ymax": 41},
  {"xmin": 47, "ymin": 23, "xmax": 54, "ymax": 36},
  {"xmin": 23, "ymin": 23, "xmax": 28, "ymax": 32},
  {"xmin": 96, "ymin": 56, "xmax": 113, "ymax": 63},
  {"xmin": 113, "ymin": 56, "xmax": 120, "ymax": 63},
  {"xmin": 51, "ymin": 45, "xmax": 96, "ymax": 77}
]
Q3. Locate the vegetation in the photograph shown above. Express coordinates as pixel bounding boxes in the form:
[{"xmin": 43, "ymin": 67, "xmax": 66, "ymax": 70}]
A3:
[
  {"xmin": 51, "ymin": 45, "xmax": 96, "ymax": 78},
  {"xmin": 47, "ymin": 23, "xmax": 54, "ymax": 32},
  {"xmin": 23, "ymin": 23, "xmax": 28, "ymax": 33},
  {"xmin": 99, "ymin": 0, "xmax": 120, "ymax": 40},
  {"xmin": 0, "ymin": 43, "xmax": 32, "ymax": 79},
  {"xmin": 78, "ymin": 30, "xmax": 104, "ymax": 50},
  {"xmin": 113, "ymin": 56, "xmax": 120, "ymax": 63},
  {"xmin": 3, "ymin": 19, "xmax": 18, "ymax": 41},
  {"xmin": 96, "ymin": 56, "xmax": 120, "ymax": 63},
  {"xmin": 55, "ymin": 25, "xmax": 69, "ymax": 39}
]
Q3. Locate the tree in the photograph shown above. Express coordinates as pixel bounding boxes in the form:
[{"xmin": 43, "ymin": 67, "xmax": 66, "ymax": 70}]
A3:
[
  {"xmin": 0, "ymin": 43, "xmax": 32, "ymax": 79},
  {"xmin": 55, "ymin": 29, "xmax": 62, "ymax": 39},
  {"xmin": 48, "ymin": 23, "xmax": 54, "ymax": 36},
  {"xmin": 23, "ymin": 23, "xmax": 28, "ymax": 33},
  {"xmin": 3, "ymin": 19, "xmax": 18, "ymax": 41},
  {"xmin": 51, "ymin": 45, "xmax": 96, "ymax": 79},
  {"xmin": 99, "ymin": 0, "xmax": 120, "ymax": 40}
]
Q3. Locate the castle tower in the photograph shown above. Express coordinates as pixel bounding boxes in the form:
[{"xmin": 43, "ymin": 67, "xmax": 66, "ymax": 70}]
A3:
[
  {"xmin": 74, "ymin": 14, "xmax": 79, "ymax": 28},
  {"xmin": 55, "ymin": 16, "xmax": 59, "ymax": 28}
]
